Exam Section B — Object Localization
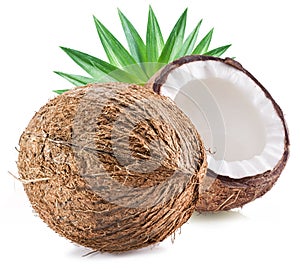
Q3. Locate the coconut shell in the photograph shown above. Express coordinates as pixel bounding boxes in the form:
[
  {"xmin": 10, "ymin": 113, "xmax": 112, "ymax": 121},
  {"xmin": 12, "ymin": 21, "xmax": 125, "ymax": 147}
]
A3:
[
  {"xmin": 147, "ymin": 55, "xmax": 289, "ymax": 211},
  {"xmin": 18, "ymin": 83, "xmax": 207, "ymax": 252}
]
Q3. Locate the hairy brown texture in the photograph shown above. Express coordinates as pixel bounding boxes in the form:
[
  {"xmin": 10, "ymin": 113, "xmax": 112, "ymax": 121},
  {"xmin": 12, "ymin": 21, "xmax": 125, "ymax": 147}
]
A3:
[
  {"xmin": 147, "ymin": 55, "xmax": 289, "ymax": 211},
  {"xmin": 18, "ymin": 83, "xmax": 207, "ymax": 252}
]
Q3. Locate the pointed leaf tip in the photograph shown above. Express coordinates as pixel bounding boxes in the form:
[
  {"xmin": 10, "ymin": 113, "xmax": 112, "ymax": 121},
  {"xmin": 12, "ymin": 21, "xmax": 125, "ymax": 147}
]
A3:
[
  {"xmin": 204, "ymin": 44, "xmax": 232, "ymax": 57},
  {"xmin": 93, "ymin": 15, "xmax": 133, "ymax": 67},
  {"xmin": 93, "ymin": 14, "xmax": 147, "ymax": 81},
  {"xmin": 158, "ymin": 8, "xmax": 188, "ymax": 63},
  {"xmin": 53, "ymin": 89, "xmax": 69, "ymax": 95},
  {"xmin": 118, "ymin": 8, "xmax": 147, "ymax": 65},
  {"xmin": 192, "ymin": 28, "xmax": 214, "ymax": 55},
  {"xmin": 54, "ymin": 71, "xmax": 97, "ymax": 86},
  {"xmin": 176, "ymin": 19, "xmax": 202, "ymax": 58},
  {"xmin": 146, "ymin": 5, "xmax": 164, "ymax": 64}
]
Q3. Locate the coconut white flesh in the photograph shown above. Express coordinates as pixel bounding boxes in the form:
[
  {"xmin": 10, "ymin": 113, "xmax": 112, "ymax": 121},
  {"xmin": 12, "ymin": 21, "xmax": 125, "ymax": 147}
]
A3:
[{"xmin": 160, "ymin": 60, "xmax": 285, "ymax": 178}]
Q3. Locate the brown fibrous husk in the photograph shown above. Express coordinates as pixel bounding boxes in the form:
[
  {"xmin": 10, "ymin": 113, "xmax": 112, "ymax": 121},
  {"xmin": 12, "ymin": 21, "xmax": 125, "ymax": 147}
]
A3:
[
  {"xmin": 17, "ymin": 83, "xmax": 207, "ymax": 252},
  {"xmin": 148, "ymin": 55, "xmax": 290, "ymax": 212}
]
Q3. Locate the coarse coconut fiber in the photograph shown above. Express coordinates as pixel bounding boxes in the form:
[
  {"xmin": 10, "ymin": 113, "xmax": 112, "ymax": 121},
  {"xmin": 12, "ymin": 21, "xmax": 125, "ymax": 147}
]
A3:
[{"xmin": 18, "ymin": 83, "xmax": 207, "ymax": 253}]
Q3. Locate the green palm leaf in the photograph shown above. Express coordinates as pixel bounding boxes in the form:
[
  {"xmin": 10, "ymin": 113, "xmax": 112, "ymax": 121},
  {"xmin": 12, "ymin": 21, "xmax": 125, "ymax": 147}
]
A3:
[
  {"xmin": 204, "ymin": 44, "xmax": 232, "ymax": 57},
  {"xmin": 93, "ymin": 15, "xmax": 148, "ymax": 81},
  {"xmin": 192, "ymin": 28, "xmax": 214, "ymax": 55},
  {"xmin": 54, "ymin": 71, "xmax": 98, "ymax": 86},
  {"xmin": 146, "ymin": 6, "xmax": 164, "ymax": 63},
  {"xmin": 176, "ymin": 19, "xmax": 202, "ymax": 58},
  {"xmin": 60, "ymin": 47, "xmax": 144, "ymax": 83},
  {"xmin": 60, "ymin": 47, "xmax": 116, "ymax": 79},
  {"xmin": 53, "ymin": 89, "xmax": 69, "ymax": 94},
  {"xmin": 158, "ymin": 8, "xmax": 187, "ymax": 63},
  {"xmin": 118, "ymin": 9, "xmax": 147, "ymax": 64},
  {"xmin": 93, "ymin": 15, "xmax": 136, "ymax": 67},
  {"xmin": 56, "ymin": 7, "xmax": 232, "ymax": 92}
]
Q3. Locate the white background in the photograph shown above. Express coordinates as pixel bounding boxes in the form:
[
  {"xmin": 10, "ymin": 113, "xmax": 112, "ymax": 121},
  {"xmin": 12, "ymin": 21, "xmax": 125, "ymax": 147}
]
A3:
[{"xmin": 0, "ymin": 0, "xmax": 299, "ymax": 268}]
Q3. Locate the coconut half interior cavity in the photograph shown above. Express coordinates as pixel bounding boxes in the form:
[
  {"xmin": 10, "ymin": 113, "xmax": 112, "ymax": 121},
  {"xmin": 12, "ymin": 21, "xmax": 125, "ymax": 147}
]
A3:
[
  {"xmin": 157, "ymin": 58, "xmax": 285, "ymax": 178},
  {"xmin": 149, "ymin": 56, "xmax": 289, "ymax": 211}
]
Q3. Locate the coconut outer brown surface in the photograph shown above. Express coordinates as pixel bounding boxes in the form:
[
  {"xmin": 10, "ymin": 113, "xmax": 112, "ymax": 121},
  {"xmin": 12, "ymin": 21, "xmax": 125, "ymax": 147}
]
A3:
[
  {"xmin": 18, "ymin": 82, "xmax": 207, "ymax": 252},
  {"xmin": 147, "ymin": 55, "xmax": 289, "ymax": 212}
]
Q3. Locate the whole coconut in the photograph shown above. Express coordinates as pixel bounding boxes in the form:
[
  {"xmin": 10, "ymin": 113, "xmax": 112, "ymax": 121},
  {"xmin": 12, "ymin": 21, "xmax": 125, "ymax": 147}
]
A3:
[{"xmin": 18, "ymin": 83, "xmax": 207, "ymax": 253}]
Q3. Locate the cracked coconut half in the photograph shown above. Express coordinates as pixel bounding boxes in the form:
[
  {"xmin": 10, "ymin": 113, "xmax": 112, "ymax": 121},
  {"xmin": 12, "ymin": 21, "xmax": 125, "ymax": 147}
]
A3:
[{"xmin": 148, "ymin": 55, "xmax": 289, "ymax": 211}]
